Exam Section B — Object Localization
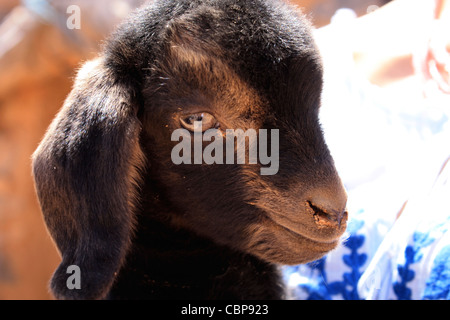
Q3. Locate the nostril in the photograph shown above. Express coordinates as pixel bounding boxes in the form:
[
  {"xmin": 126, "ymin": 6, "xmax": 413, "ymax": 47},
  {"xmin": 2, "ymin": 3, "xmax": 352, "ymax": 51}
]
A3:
[
  {"xmin": 307, "ymin": 201, "xmax": 328, "ymax": 219},
  {"xmin": 307, "ymin": 200, "xmax": 347, "ymax": 228},
  {"xmin": 307, "ymin": 184, "xmax": 348, "ymax": 225}
]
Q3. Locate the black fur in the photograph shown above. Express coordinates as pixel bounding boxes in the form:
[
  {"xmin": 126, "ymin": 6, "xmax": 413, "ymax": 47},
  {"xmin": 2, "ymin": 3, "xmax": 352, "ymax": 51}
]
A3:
[{"xmin": 32, "ymin": 0, "xmax": 348, "ymax": 300}]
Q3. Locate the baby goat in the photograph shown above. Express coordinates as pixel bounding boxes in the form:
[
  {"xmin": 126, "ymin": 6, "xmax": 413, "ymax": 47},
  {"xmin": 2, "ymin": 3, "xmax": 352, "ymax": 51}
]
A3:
[{"xmin": 32, "ymin": 0, "xmax": 348, "ymax": 299}]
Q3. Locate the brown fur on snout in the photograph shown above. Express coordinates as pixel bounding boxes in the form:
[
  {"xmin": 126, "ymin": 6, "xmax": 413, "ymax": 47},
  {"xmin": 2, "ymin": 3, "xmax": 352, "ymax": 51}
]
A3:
[{"xmin": 32, "ymin": 0, "xmax": 347, "ymax": 300}]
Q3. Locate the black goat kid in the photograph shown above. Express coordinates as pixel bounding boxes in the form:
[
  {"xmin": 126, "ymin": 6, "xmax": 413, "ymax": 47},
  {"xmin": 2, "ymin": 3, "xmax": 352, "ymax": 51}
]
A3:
[{"xmin": 32, "ymin": 0, "xmax": 348, "ymax": 299}]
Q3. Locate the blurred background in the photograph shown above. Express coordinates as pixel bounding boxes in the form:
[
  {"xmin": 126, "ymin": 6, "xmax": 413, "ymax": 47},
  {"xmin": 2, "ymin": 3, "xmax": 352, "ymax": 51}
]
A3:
[{"xmin": 0, "ymin": 0, "xmax": 423, "ymax": 300}]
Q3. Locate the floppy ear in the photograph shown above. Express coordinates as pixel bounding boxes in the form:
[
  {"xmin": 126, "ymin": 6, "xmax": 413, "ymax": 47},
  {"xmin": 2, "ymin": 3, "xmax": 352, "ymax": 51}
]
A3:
[{"xmin": 32, "ymin": 58, "xmax": 145, "ymax": 300}]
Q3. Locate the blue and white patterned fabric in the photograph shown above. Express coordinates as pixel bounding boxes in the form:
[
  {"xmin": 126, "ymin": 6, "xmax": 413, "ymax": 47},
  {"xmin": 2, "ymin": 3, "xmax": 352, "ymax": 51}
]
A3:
[{"xmin": 282, "ymin": 9, "xmax": 450, "ymax": 300}]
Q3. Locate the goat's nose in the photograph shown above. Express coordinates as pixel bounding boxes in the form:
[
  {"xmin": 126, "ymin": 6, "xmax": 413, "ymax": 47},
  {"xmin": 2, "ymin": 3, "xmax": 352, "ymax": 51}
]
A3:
[{"xmin": 308, "ymin": 188, "xmax": 348, "ymax": 227}]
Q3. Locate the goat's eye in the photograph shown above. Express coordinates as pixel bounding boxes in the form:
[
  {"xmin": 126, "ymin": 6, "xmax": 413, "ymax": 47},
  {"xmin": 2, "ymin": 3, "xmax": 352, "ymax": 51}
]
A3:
[{"xmin": 180, "ymin": 112, "xmax": 218, "ymax": 132}]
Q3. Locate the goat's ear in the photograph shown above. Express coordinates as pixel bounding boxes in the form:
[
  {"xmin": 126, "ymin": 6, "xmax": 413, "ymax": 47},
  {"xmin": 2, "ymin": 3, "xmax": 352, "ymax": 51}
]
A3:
[{"xmin": 32, "ymin": 58, "xmax": 145, "ymax": 300}]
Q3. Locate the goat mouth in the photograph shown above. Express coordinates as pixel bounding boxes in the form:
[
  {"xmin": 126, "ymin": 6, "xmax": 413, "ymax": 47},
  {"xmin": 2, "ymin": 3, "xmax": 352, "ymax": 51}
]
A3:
[
  {"xmin": 250, "ymin": 218, "xmax": 341, "ymax": 265},
  {"xmin": 275, "ymin": 220, "xmax": 341, "ymax": 247},
  {"xmin": 265, "ymin": 210, "xmax": 347, "ymax": 245}
]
